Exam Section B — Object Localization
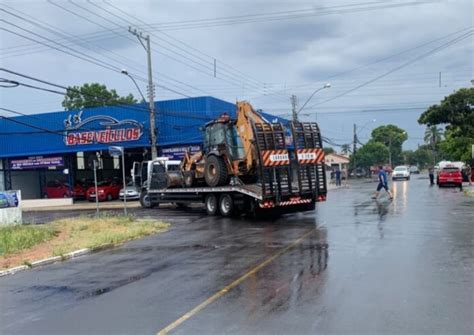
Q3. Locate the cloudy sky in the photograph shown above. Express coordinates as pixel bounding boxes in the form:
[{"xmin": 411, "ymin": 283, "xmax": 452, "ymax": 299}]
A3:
[{"xmin": 1, "ymin": 0, "xmax": 473, "ymax": 150}]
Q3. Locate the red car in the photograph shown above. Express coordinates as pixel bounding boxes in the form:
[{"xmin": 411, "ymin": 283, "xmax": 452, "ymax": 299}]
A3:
[
  {"xmin": 44, "ymin": 181, "xmax": 86, "ymax": 199},
  {"xmin": 86, "ymin": 180, "xmax": 122, "ymax": 201},
  {"xmin": 437, "ymin": 166, "xmax": 463, "ymax": 188}
]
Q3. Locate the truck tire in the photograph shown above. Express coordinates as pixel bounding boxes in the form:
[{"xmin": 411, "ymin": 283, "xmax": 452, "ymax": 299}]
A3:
[
  {"xmin": 140, "ymin": 191, "xmax": 156, "ymax": 208},
  {"xmin": 219, "ymin": 194, "xmax": 234, "ymax": 217},
  {"xmin": 204, "ymin": 155, "xmax": 229, "ymax": 187},
  {"xmin": 205, "ymin": 194, "xmax": 218, "ymax": 215}
]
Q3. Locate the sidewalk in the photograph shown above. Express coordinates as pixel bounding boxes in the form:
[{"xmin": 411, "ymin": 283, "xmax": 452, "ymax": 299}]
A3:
[{"xmin": 22, "ymin": 200, "xmax": 141, "ymax": 212}]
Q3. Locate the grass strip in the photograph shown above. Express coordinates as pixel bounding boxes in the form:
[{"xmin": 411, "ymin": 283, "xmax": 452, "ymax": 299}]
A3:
[
  {"xmin": 0, "ymin": 225, "xmax": 57, "ymax": 256},
  {"xmin": 0, "ymin": 215, "xmax": 169, "ymax": 270}
]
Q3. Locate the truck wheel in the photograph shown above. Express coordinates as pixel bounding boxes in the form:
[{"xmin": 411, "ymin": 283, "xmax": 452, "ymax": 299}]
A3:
[
  {"xmin": 140, "ymin": 191, "xmax": 156, "ymax": 208},
  {"xmin": 205, "ymin": 194, "xmax": 218, "ymax": 215},
  {"xmin": 219, "ymin": 194, "xmax": 234, "ymax": 217},
  {"xmin": 204, "ymin": 155, "xmax": 229, "ymax": 187},
  {"xmin": 184, "ymin": 171, "xmax": 195, "ymax": 187}
]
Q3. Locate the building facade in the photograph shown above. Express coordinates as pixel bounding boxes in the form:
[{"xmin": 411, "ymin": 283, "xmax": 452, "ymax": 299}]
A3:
[{"xmin": 0, "ymin": 97, "xmax": 286, "ymax": 199}]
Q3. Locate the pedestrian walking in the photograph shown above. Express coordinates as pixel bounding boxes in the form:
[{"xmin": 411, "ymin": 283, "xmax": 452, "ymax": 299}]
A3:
[
  {"xmin": 428, "ymin": 166, "xmax": 435, "ymax": 186},
  {"xmin": 372, "ymin": 165, "xmax": 393, "ymax": 200},
  {"xmin": 335, "ymin": 168, "xmax": 342, "ymax": 187}
]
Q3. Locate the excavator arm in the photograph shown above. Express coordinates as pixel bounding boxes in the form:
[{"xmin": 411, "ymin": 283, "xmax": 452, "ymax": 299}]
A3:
[{"xmin": 235, "ymin": 101, "xmax": 268, "ymax": 173}]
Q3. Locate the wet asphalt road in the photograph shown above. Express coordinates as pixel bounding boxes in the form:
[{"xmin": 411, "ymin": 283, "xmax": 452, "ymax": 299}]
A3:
[{"xmin": 1, "ymin": 178, "xmax": 473, "ymax": 335}]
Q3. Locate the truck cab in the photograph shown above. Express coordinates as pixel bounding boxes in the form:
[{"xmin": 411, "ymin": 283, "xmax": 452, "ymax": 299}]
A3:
[{"xmin": 132, "ymin": 157, "xmax": 181, "ymax": 207}]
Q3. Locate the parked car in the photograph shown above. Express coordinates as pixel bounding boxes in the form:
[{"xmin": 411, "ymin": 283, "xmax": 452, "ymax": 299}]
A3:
[
  {"xmin": 409, "ymin": 166, "xmax": 420, "ymax": 174},
  {"xmin": 119, "ymin": 182, "xmax": 140, "ymax": 201},
  {"xmin": 44, "ymin": 181, "xmax": 86, "ymax": 199},
  {"xmin": 437, "ymin": 166, "xmax": 463, "ymax": 189},
  {"xmin": 392, "ymin": 166, "xmax": 410, "ymax": 180},
  {"xmin": 86, "ymin": 180, "xmax": 122, "ymax": 201}
]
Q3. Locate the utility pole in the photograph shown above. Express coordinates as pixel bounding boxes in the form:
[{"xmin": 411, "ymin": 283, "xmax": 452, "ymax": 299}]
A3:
[
  {"xmin": 388, "ymin": 136, "xmax": 392, "ymax": 168},
  {"xmin": 129, "ymin": 27, "xmax": 157, "ymax": 160},
  {"xmin": 353, "ymin": 124, "xmax": 357, "ymax": 169},
  {"xmin": 291, "ymin": 95, "xmax": 298, "ymax": 123},
  {"xmin": 353, "ymin": 124, "xmax": 357, "ymax": 155}
]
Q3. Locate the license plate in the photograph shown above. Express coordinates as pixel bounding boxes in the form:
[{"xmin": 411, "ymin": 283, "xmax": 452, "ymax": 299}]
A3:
[{"xmin": 447, "ymin": 179, "xmax": 454, "ymax": 182}]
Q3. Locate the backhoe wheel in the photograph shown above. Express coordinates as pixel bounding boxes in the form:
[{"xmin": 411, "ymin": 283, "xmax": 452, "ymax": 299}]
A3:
[
  {"xmin": 204, "ymin": 155, "xmax": 229, "ymax": 187},
  {"xmin": 219, "ymin": 194, "xmax": 234, "ymax": 217},
  {"xmin": 205, "ymin": 194, "xmax": 218, "ymax": 216},
  {"xmin": 183, "ymin": 171, "xmax": 195, "ymax": 188}
]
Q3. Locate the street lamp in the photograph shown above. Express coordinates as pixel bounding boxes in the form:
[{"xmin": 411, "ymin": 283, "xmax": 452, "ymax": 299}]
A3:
[
  {"xmin": 358, "ymin": 119, "xmax": 377, "ymax": 134},
  {"xmin": 121, "ymin": 69, "xmax": 146, "ymax": 103},
  {"xmin": 297, "ymin": 83, "xmax": 331, "ymax": 115},
  {"xmin": 291, "ymin": 83, "xmax": 331, "ymax": 122}
]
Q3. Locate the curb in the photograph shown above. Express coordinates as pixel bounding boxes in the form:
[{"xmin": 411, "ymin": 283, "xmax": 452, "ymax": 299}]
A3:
[{"xmin": 0, "ymin": 247, "xmax": 94, "ymax": 278}]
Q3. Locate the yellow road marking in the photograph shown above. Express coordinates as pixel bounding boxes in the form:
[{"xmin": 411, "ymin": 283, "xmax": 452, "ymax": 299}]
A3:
[{"xmin": 156, "ymin": 228, "xmax": 314, "ymax": 335}]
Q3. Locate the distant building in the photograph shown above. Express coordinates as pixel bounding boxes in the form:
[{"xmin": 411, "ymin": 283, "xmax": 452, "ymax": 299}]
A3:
[
  {"xmin": 325, "ymin": 153, "xmax": 350, "ymax": 183},
  {"xmin": 325, "ymin": 153, "xmax": 350, "ymax": 170}
]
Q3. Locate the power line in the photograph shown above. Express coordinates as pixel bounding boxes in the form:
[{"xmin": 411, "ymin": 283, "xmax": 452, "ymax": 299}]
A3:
[
  {"xmin": 98, "ymin": 0, "xmax": 289, "ymax": 100},
  {"xmin": 129, "ymin": 1, "xmax": 433, "ymax": 31},
  {"xmin": 0, "ymin": 78, "xmax": 66, "ymax": 95},
  {"xmin": 308, "ymin": 29, "xmax": 473, "ymax": 108}
]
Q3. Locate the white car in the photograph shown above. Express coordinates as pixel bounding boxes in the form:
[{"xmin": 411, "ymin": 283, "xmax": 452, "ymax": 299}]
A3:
[
  {"xmin": 392, "ymin": 166, "xmax": 410, "ymax": 181},
  {"xmin": 119, "ymin": 182, "xmax": 140, "ymax": 200}
]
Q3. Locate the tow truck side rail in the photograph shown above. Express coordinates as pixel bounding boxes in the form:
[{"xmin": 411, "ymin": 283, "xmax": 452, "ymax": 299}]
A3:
[{"xmin": 147, "ymin": 185, "xmax": 263, "ymax": 200}]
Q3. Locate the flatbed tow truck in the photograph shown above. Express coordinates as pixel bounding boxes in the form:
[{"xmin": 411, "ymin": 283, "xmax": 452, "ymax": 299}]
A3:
[{"xmin": 134, "ymin": 103, "xmax": 327, "ymax": 217}]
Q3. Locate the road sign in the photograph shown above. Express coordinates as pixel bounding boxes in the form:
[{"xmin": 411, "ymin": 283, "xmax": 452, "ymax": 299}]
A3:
[
  {"xmin": 108, "ymin": 146, "xmax": 128, "ymax": 216},
  {"xmin": 109, "ymin": 146, "xmax": 124, "ymax": 157}
]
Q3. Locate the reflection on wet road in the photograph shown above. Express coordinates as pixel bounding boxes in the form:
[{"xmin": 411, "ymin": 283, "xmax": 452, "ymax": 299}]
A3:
[{"xmin": 1, "ymin": 178, "xmax": 473, "ymax": 335}]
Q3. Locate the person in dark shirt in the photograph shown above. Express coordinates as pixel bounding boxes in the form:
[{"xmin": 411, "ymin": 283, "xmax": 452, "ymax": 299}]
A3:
[
  {"xmin": 372, "ymin": 165, "xmax": 393, "ymax": 200},
  {"xmin": 428, "ymin": 166, "xmax": 435, "ymax": 185},
  {"xmin": 335, "ymin": 168, "xmax": 342, "ymax": 187}
]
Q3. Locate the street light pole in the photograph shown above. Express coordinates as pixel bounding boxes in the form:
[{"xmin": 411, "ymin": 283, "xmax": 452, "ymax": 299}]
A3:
[
  {"xmin": 128, "ymin": 27, "xmax": 157, "ymax": 160},
  {"xmin": 121, "ymin": 70, "xmax": 146, "ymax": 103},
  {"xmin": 297, "ymin": 83, "xmax": 331, "ymax": 115}
]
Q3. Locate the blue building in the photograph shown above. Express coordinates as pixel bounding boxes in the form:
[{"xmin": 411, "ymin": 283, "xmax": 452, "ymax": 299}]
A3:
[{"xmin": 0, "ymin": 97, "xmax": 286, "ymax": 199}]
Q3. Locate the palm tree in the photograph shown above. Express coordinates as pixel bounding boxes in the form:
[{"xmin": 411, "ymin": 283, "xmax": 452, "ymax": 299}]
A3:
[
  {"xmin": 341, "ymin": 144, "xmax": 351, "ymax": 155},
  {"xmin": 424, "ymin": 125, "xmax": 443, "ymax": 147},
  {"xmin": 424, "ymin": 125, "xmax": 443, "ymax": 164}
]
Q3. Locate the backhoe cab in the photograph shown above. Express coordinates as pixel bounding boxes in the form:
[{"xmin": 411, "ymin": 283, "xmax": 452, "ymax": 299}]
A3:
[{"xmin": 182, "ymin": 102, "xmax": 262, "ymax": 187}]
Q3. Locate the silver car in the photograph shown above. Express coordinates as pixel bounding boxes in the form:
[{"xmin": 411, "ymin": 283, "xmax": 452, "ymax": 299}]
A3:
[{"xmin": 119, "ymin": 182, "xmax": 140, "ymax": 200}]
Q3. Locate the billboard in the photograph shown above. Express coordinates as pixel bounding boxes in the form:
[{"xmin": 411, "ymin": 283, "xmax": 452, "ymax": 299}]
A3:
[
  {"xmin": 64, "ymin": 112, "xmax": 143, "ymax": 146},
  {"xmin": 160, "ymin": 145, "xmax": 201, "ymax": 160},
  {"xmin": 0, "ymin": 191, "xmax": 19, "ymax": 208},
  {"xmin": 10, "ymin": 156, "xmax": 64, "ymax": 170}
]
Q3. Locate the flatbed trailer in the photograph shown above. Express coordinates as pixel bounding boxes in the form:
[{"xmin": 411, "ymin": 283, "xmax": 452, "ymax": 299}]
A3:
[{"xmin": 141, "ymin": 121, "xmax": 327, "ymax": 217}]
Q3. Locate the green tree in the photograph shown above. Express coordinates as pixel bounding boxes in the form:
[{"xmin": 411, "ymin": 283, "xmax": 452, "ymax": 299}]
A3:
[
  {"xmin": 352, "ymin": 140, "xmax": 389, "ymax": 169},
  {"xmin": 323, "ymin": 147, "xmax": 335, "ymax": 155},
  {"xmin": 340, "ymin": 144, "xmax": 351, "ymax": 155},
  {"xmin": 418, "ymin": 88, "xmax": 474, "ymax": 162},
  {"xmin": 423, "ymin": 125, "xmax": 443, "ymax": 164},
  {"xmin": 62, "ymin": 83, "xmax": 136, "ymax": 111},
  {"xmin": 424, "ymin": 125, "xmax": 443, "ymax": 147},
  {"xmin": 404, "ymin": 146, "xmax": 434, "ymax": 169},
  {"xmin": 371, "ymin": 124, "xmax": 408, "ymax": 166}
]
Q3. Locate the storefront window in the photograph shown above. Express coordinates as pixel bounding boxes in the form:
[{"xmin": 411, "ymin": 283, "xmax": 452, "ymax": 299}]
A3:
[
  {"xmin": 113, "ymin": 156, "xmax": 120, "ymax": 170},
  {"xmin": 77, "ymin": 152, "xmax": 85, "ymax": 170}
]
